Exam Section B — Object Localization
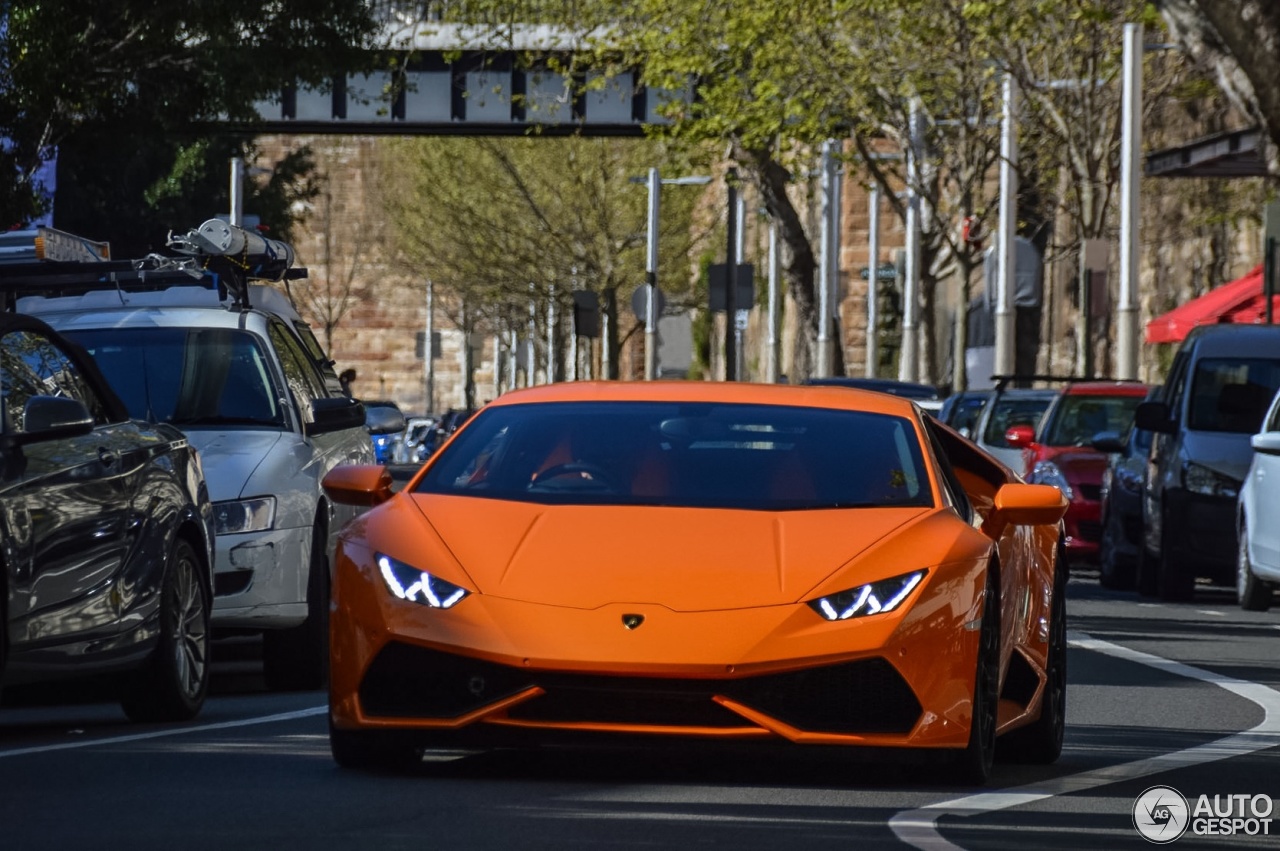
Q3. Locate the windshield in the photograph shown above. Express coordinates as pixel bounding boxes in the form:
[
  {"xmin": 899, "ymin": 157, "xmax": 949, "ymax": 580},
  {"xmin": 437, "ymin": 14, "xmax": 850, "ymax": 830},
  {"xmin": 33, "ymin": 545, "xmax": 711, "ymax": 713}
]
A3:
[
  {"xmin": 982, "ymin": 395, "xmax": 1053, "ymax": 447},
  {"xmin": 1188, "ymin": 358, "xmax": 1280, "ymax": 433},
  {"xmin": 1041, "ymin": 394, "xmax": 1145, "ymax": 446},
  {"xmin": 64, "ymin": 327, "xmax": 285, "ymax": 429},
  {"xmin": 415, "ymin": 401, "xmax": 934, "ymax": 511}
]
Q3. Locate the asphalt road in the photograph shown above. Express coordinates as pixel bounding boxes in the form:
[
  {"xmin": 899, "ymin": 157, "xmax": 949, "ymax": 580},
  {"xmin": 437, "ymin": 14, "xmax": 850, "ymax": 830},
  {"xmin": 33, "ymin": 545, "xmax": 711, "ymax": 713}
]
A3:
[{"xmin": 2, "ymin": 571, "xmax": 1278, "ymax": 851}]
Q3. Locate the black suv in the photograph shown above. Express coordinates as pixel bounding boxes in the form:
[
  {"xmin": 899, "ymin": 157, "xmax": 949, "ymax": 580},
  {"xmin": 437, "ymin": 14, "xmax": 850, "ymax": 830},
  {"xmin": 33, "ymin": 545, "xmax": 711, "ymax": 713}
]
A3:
[
  {"xmin": 1134, "ymin": 324, "xmax": 1280, "ymax": 600},
  {"xmin": 0, "ymin": 311, "xmax": 216, "ymax": 720}
]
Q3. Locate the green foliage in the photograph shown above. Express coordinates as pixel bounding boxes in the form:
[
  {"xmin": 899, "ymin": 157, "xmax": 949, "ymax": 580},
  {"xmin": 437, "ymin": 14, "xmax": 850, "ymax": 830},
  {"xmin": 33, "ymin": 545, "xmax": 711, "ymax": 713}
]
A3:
[{"xmin": 0, "ymin": 0, "xmax": 378, "ymax": 231}]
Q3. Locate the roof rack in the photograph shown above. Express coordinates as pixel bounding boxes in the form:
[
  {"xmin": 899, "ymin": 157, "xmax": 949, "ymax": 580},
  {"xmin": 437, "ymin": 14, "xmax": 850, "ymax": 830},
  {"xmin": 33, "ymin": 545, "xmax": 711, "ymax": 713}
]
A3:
[{"xmin": 0, "ymin": 219, "xmax": 306, "ymax": 312}]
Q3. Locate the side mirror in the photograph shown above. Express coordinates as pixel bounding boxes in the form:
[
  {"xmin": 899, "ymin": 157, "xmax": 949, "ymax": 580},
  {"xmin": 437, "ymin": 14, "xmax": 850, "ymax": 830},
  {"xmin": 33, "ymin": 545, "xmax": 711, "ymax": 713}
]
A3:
[
  {"xmin": 981, "ymin": 483, "xmax": 1068, "ymax": 540},
  {"xmin": 322, "ymin": 464, "xmax": 395, "ymax": 507},
  {"xmin": 307, "ymin": 396, "xmax": 366, "ymax": 437},
  {"xmin": 1004, "ymin": 423, "xmax": 1037, "ymax": 449},
  {"xmin": 1251, "ymin": 432, "xmax": 1280, "ymax": 456},
  {"xmin": 1133, "ymin": 400, "xmax": 1175, "ymax": 434},
  {"xmin": 364, "ymin": 406, "xmax": 407, "ymax": 436},
  {"xmin": 6, "ymin": 396, "xmax": 94, "ymax": 445},
  {"xmin": 1091, "ymin": 431, "xmax": 1126, "ymax": 454}
]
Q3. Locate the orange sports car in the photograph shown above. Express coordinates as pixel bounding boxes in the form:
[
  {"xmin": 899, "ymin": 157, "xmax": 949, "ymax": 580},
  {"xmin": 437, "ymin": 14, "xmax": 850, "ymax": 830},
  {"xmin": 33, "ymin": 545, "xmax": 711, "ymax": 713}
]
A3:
[{"xmin": 322, "ymin": 381, "xmax": 1067, "ymax": 784}]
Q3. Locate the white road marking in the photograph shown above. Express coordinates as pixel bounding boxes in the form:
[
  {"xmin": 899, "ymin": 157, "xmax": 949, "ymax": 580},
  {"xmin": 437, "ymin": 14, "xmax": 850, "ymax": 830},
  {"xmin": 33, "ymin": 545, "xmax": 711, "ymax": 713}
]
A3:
[
  {"xmin": 0, "ymin": 705, "xmax": 326, "ymax": 759},
  {"xmin": 889, "ymin": 632, "xmax": 1280, "ymax": 850},
  {"xmin": 1197, "ymin": 610, "xmax": 1226, "ymax": 617}
]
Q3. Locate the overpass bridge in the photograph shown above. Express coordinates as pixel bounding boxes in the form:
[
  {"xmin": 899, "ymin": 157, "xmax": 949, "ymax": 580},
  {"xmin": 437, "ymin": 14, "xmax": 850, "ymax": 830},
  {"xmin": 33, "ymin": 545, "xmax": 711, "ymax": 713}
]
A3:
[{"xmin": 233, "ymin": 23, "xmax": 689, "ymax": 137}]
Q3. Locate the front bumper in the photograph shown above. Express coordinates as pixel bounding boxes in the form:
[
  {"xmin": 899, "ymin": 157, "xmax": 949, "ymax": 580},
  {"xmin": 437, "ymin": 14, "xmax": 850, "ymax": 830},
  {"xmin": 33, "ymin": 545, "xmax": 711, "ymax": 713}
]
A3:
[
  {"xmin": 1062, "ymin": 492, "xmax": 1102, "ymax": 562},
  {"xmin": 329, "ymin": 541, "xmax": 991, "ymax": 750},
  {"xmin": 210, "ymin": 525, "xmax": 312, "ymax": 630}
]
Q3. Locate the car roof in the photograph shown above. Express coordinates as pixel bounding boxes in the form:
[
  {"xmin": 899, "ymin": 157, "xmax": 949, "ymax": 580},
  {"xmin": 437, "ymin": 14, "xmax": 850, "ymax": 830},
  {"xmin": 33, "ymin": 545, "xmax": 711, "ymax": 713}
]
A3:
[
  {"xmin": 488, "ymin": 380, "xmax": 923, "ymax": 417},
  {"xmin": 1183, "ymin": 323, "xmax": 1280, "ymax": 355},
  {"xmin": 1060, "ymin": 381, "xmax": 1151, "ymax": 396},
  {"xmin": 803, "ymin": 376, "xmax": 940, "ymax": 399}
]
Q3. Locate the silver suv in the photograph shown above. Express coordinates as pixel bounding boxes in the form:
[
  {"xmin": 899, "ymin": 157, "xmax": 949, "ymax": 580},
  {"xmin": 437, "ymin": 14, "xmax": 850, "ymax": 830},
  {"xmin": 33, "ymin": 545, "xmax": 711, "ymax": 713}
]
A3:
[{"xmin": 19, "ymin": 221, "xmax": 402, "ymax": 690}]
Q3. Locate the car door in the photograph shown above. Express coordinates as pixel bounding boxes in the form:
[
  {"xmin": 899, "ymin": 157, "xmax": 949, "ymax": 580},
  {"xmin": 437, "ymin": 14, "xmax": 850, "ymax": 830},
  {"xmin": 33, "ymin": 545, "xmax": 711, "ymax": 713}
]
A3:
[
  {"xmin": 1249, "ymin": 396, "xmax": 1280, "ymax": 573},
  {"xmin": 1, "ymin": 325, "xmax": 140, "ymax": 650}
]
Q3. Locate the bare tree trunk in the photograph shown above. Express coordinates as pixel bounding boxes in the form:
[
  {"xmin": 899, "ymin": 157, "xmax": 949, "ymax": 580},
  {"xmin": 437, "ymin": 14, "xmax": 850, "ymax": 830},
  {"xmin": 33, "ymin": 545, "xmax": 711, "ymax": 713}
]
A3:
[
  {"xmin": 737, "ymin": 145, "xmax": 819, "ymax": 382},
  {"xmin": 1159, "ymin": 0, "xmax": 1280, "ymax": 173}
]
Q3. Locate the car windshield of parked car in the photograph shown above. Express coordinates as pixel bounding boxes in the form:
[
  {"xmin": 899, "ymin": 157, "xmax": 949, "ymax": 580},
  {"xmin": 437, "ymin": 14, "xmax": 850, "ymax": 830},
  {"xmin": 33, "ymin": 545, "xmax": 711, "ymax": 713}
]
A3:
[
  {"xmin": 415, "ymin": 401, "xmax": 934, "ymax": 511},
  {"xmin": 982, "ymin": 396, "xmax": 1053, "ymax": 448},
  {"xmin": 1188, "ymin": 358, "xmax": 1280, "ymax": 433},
  {"xmin": 64, "ymin": 327, "xmax": 285, "ymax": 428},
  {"xmin": 1041, "ymin": 395, "xmax": 1145, "ymax": 446}
]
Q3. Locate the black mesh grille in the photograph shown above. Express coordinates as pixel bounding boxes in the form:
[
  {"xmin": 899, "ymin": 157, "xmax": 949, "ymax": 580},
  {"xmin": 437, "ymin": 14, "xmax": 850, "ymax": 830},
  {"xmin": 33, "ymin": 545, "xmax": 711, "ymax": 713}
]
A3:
[{"xmin": 359, "ymin": 643, "xmax": 922, "ymax": 735}]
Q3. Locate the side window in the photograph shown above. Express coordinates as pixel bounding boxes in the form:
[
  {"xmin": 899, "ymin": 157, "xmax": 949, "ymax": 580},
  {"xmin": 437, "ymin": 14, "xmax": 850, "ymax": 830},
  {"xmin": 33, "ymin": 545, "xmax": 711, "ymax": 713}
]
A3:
[
  {"xmin": 1, "ymin": 329, "xmax": 109, "ymax": 432},
  {"xmin": 1164, "ymin": 351, "xmax": 1189, "ymax": 417},
  {"xmin": 268, "ymin": 322, "xmax": 326, "ymax": 425},
  {"xmin": 923, "ymin": 419, "xmax": 974, "ymax": 524},
  {"xmin": 1267, "ymin": 394, "xmax": 1280, "ymax": 432}
]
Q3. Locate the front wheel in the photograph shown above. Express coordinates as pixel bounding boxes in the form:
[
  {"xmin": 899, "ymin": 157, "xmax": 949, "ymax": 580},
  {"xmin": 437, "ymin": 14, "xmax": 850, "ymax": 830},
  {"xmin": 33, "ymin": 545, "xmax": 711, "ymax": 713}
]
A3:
[
  {"xmin": 121, "ymin": 538, "xmax": 211, "ymax": 722},
  {"xmin": 1156, "ymin": 517, "xmax": 1196, "ymax": 602},
  {"xmin": 941, "ymin": 566, "xmax": 1000, "ymax": 785},
  {"xmin": 1238, "ymin": 521, "xmax": 1273, "ymax": 612}
]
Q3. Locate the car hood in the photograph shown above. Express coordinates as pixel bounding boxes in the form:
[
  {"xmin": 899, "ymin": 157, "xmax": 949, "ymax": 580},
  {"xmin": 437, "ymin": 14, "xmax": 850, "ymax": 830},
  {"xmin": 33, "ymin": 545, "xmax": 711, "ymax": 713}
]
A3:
[
  {"xmin": 185, "ymin": 430, "xmax": 283, "ymax": 502},
  {"xmin": 1036, "ymin": 446, "xmax": 1107, "ymax": 484},
  {"xmin": 403, "ymin": 494, "xmax": 936, "ymax": 612}
]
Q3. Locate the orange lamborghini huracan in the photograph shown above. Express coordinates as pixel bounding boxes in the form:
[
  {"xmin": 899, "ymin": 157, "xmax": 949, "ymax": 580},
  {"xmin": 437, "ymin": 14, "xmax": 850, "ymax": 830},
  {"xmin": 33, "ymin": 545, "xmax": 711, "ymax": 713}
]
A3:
[{"xmin": 322, "ymin": 381, "xmax": 1067, "ymax": 784}]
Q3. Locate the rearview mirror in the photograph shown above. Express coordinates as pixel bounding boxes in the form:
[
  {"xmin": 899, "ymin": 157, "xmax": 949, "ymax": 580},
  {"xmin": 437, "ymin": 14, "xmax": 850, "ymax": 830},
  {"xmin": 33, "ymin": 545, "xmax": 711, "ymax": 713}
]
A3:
[
  {"xmin": 308, "ymin": 396, "xmax": 366, "ymax": 437},
  {"xmin": 1004, "ymin": 423, "xmax": 1036, "ymax": 449},
  {"xmin": 1133, "ymin": 400, "xmax": 1175, "ymax": 434},
  {"xmin": 322, "ymin": 464, "xmax": 395, "ymax": 506},
  {"xmin": 1091, "ymin": 431, "xmax": 1125, "ymax": 454},
  {"xmin": 5, "ymin": 396, "xmax": 94, "ymax": 445}
]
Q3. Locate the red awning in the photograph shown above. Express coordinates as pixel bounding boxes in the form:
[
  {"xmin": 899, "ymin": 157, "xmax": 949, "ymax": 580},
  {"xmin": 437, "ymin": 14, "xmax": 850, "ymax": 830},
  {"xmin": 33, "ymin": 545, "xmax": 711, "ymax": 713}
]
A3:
[{"xmin": 1144, "ymin": 264, "xmax": 1280, "ymax": 344}]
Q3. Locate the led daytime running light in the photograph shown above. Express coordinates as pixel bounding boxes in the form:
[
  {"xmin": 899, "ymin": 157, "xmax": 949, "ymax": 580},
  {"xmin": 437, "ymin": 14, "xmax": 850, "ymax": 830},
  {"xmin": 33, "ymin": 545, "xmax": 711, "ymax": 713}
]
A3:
[
  {"xmin": 377, "ymin": 554, "xmax": 468, "ymax": 609},
  {"xmin": 810, "ymin": 570, "xmax": 926, "ymax": 621}
]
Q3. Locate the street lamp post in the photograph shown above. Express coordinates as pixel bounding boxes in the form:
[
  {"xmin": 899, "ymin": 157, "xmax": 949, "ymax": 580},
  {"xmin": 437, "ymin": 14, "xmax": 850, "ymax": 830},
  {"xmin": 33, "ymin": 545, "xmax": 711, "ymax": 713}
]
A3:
[{"xmin": 633, "ymin": 171, "xmax": 712, "ymax": 380}]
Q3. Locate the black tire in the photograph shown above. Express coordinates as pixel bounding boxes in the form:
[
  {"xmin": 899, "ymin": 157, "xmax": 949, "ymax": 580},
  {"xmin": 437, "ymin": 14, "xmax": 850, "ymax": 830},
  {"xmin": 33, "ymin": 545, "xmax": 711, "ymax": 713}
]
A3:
[
  {"xmin": 121, "ymin": 538, "xmax": 210, "ymax": 722},
  {"xmin": 942, "ymin": 566, "xmax": 1000, "ymax": 786},
  {"xmin": 1136, "ymin": 543, "xmax": 1159, "ymax": 597},
  {"xmin": 1156, "ymin": 516, "xmax": 1195, "ymax": 602},
  {"xmin": 1097, "ymin": 515, "xmax": 1135, "ymax": 591},
  {"xmin": 263, "ymin": 524, "xmax": 330, "ymax": 692},
  {"xmin": 1238, "ymin": 521, "xmax": 1273, "ymax": 612},
  {"xmin": 329, "ymin": 715, "xmax": 421, "ymax": 772},
  {"xmin": 999, "ymin": 551, "xmax": 1067, "ymax": 764}
]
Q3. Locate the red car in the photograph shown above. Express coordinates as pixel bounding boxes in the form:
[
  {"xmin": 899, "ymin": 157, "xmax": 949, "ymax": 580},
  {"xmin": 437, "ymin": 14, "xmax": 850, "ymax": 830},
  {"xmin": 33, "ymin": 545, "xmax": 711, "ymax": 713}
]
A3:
[{"xmin": 1005, "ymin": 381, "xmax": 1150, "ymax": 564}]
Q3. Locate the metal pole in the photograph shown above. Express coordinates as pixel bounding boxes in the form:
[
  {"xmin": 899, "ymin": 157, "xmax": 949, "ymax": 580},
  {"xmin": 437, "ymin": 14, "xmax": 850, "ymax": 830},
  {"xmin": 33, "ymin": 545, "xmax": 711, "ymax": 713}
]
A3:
[
  {"xmin": 547, "ymin": 284, "xmax": 557, "ymax": 383},
  {"xmin": 230, "ymin": 157, "xmax": 245, "ymax": 227},
  {"xmin": 766, "ymin": 221, "xmax": 780, "ymax": 383},
  {"xmin": 644, "ymin": 168, "xmax": 661, "ymax": 380},
  {"xmin": 735, "ymin": 191, "xmax": 747, "ymax": 382},
  {"xmin": 425, "ymin": 279, "xmax": 435, "ymax": 414},
  {"xmin": 818, "ymin": 141, "xmax": 834, "ymax": 378},
  {"xmin": 527, "ymin": 283, "xmax": 537, "ymax": 386},
  {"xmin": 493, "ymin": 333, "xmax": 502, "ymax": 397},
  {"xmin": 1116, "ymin": 22, "xmax": 1143, "ymax": 381},
  {"xmin": 867, "ymin": 184, "xmax": 880, "ymax": 378},
  {"xmin": 995, "ymin": 75, "xmax": 1019, "ymax": 378},
  {"xmin": 725, "ymin": 170, "xmax": 738, "ymax": 381},
  {"xmin": 900, "ymin": 103, "xmax": 923, "ymax": 383}
]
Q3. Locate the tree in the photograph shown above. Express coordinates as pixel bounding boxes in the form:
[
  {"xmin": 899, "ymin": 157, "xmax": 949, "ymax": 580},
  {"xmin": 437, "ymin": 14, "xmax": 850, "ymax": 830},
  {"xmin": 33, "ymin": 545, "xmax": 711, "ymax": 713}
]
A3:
[
  {"xmin": 0, "ymin": 0, "xmax": 379, "ymax": 232},
  {"xmin": 1157, "ymin": 0, "xmax": 1280, "ymax": 175},
  {"xmin": 379, "ymin": 135, "xmax": 711, "ymax": 397}
]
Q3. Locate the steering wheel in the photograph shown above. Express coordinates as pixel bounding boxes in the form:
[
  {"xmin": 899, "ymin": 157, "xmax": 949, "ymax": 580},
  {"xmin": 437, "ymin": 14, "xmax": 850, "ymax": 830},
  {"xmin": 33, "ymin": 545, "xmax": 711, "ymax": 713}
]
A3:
[{"xmin": 529, "ymin": 462, "xmax": 619, "ymax": 492}]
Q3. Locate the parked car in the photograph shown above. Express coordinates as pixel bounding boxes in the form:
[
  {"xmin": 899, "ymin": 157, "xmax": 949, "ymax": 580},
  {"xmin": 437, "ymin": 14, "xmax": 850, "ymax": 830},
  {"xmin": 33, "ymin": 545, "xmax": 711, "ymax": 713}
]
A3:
[
  {"xmin": 421, "ymin": 407, "xmax": 479, "ymax": 456},
  {"xmin": 971, "ymin": 387, "xmax": 1058, "ymax": 477},
  {"xmin": 363, "ymin": 400, "xmax": 406, "ymax": 464},
  {"xmin": 322, "ymin": 381, "xmax": 1067, "ymax": 782},
  {"xmin": 1236, "ymin": 385, "xmax": 1280, "ymax": 610},
  {"xmin": 1006, "ymin": 381, "xmax": 1151, "ymax": 566},
  {"xmin": 938, "ymin": 389, "xmax": 994, "ymax": 438},
  {"xmin": 1092, "ymin": 392, "xmax": 1158, "ymax": 590},
  {"xmin": 0, "ymin": 310, "xmax": 216, "ymax": 720},
  {"xmin": 805, "ymin": 376, "xmax": 944, "ymax": 415},
  {"xmin": 1135, "ymin": 324, "xmax": 1280, "ymax": 600},
  {"xmin": 391, "ymin": 416, "xmax": 438, "ymax": 464},
  {"xmin": 17, "ymin": 221, "xmax": 404, "ymax": 690}
]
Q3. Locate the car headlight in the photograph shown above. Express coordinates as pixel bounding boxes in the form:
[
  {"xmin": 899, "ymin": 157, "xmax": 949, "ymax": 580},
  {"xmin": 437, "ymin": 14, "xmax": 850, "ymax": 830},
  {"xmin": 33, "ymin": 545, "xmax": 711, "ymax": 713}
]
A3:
[
  {"xmin": 808, "ymin": 570, "xmax": 926, "ymax": 621},
  {"xmin": 213, "ymin": 497, "xmax": 276, "ymax": 535},
  {"xmin": 1182, "ymin": 462, "xmax": 1240, "ymax": 499},
  {"xmin": 1114, "ymin": 464, "xmax": 1144, "ymax": 494},
  {"xmin": 377, "ymin": 553, "xmax": 469, "ymax": 609},
  {"xmin": 1030, "ymin": 460, "xmax": 1074, "ymax": 501}
]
